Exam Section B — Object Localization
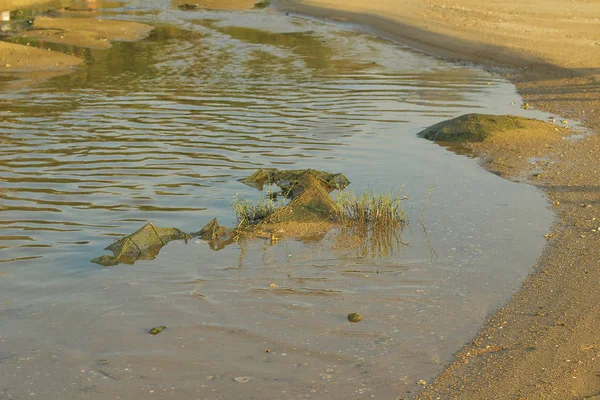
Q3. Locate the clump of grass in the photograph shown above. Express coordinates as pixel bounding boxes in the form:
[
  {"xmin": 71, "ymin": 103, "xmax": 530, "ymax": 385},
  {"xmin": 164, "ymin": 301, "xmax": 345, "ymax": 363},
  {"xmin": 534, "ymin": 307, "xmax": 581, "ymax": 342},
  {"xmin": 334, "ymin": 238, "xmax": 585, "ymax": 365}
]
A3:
[
  {"xmin": 335, "ymin": 187, "xmax": 406, "ymax": 228},
  {"xmin": 334, "ymin": 188, "xmax": 407, "ymax": 258},
  {"xmin": 232, "ymin": 187, "xmax": 284, "ymax": 228},
  {"xmin": 254, "ymin": 0, "xmax": 271, "ymax": 8}
]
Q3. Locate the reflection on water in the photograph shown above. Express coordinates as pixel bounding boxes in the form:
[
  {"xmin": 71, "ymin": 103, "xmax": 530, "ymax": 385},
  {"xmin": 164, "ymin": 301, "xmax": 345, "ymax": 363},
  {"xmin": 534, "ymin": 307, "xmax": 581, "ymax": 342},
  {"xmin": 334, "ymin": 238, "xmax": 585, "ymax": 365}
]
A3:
[{"xmin": 0, "ymin": 7, "xmax": 553, "ymax": 400}]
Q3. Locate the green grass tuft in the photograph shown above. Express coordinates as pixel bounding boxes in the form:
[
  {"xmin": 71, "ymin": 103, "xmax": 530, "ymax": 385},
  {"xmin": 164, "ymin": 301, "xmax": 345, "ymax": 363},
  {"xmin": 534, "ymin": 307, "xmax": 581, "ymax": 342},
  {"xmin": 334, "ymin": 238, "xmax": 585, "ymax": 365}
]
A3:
[
  {"xmin": 334, "ymin": 187, "xmax": 407, "ymax": 257},
  {"xmin": 232, "ymin": 187, "xmax": 285, "ymax": 228},
  {"xmin": 335, "ymin": 187, "xmax": 406, "ymax": 228}
]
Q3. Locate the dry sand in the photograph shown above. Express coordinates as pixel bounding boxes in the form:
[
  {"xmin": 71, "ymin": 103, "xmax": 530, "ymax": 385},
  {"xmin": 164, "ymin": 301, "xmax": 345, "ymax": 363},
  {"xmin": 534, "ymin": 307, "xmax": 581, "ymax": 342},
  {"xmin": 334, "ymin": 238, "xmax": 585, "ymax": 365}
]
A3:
[
  {"xmin": 1, "ymin": 0, "xmax": 53, "ymax": 9},
  {"xmin": 275, "ymin": 1, "xmax": 600, "ymax": 399}
]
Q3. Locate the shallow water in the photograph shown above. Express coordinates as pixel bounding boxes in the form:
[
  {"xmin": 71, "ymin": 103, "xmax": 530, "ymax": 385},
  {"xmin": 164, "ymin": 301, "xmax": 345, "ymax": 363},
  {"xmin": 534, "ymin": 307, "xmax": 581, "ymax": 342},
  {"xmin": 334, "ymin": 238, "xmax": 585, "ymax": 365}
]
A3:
[{"xmin": 0, "ymin": 4, "xmax": 554, "ymax": 399}]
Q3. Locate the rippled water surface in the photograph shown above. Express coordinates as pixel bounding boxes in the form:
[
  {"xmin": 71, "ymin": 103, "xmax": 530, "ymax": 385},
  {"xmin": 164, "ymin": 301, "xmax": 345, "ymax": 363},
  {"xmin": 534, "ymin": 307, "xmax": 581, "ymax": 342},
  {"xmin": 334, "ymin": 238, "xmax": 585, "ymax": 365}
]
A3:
[{"xmin": 0, "ymin": 4, "xmax": 553, "ymax": 399}]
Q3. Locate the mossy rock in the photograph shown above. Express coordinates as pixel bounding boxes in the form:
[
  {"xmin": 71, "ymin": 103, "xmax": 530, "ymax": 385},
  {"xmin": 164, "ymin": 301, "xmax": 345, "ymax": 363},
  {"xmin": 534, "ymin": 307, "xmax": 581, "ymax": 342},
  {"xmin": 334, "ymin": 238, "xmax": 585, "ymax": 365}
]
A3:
[
  {"xmin": 261, "ymin": 174, "xmax": 338, "ymax": 224},
  {"xmin": 418, "ymin": 114, "xmax": 538, "ymax": 143},
  {"xmin": 91, "ymin": 223, "xmax": 190, "ymax": 266},
  {"xmin": 241, "ymin": 168, "xmax": 349, "ymax": 197},
  {"xmin": 192, "ymin": 218, "xmax": 235, "ymax": 250}
]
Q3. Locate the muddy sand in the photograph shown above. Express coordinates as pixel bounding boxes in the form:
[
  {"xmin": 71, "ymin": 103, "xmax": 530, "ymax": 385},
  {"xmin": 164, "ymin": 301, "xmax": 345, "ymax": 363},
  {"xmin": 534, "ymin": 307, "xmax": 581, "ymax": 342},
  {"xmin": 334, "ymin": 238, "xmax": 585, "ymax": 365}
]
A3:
[{"xmin": 276, "ymin": 0, "xmax": 600, "ymax": 398}]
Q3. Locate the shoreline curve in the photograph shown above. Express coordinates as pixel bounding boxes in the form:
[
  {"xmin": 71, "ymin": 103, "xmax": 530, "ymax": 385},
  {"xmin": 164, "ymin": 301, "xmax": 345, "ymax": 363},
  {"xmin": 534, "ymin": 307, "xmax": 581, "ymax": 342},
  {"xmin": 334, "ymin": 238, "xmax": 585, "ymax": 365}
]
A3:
[{"xmin": 274, "ymin": 0, "xmax": 600, "ymax": 398}]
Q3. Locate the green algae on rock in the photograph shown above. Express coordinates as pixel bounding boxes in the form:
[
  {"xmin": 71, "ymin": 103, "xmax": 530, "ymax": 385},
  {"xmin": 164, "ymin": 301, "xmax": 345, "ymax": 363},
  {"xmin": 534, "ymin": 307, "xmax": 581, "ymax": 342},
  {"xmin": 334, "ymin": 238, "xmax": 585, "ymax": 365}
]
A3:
[
  {"xmin": 418, "ymin": 114, "xmax": 540, "ymax": 143},
  {"xmin": 192, "ymin": 218, "xmax": 235, "ymax": 250},
  {"xmin": 347, "ymin": 312, "xmax": 363, "ymax": 323},
  {"xmin": 91, "ymin": 169, "xmax": 406, "ymax": 264},
  {"xmin": 240, "ymin": 168, "xmax": 349, "ymax": 198},
  {"xmin": 149, "ymin": 325, "xmax": 167, "ymax": 335},
  {"xmin": 91, "ymin": 223, "xmax": 190, "ymax": 266},
  {"xmin": 418, "ymin": 113, "xmax": 568, "ymax": 180}
]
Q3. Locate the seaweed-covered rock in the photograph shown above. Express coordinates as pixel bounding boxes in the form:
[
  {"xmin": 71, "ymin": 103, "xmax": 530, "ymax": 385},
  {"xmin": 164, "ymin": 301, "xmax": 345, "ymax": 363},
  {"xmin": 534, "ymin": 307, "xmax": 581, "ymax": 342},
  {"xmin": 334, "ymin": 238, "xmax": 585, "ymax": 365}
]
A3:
[
  {"xmin": 91, "ymin": 223, "xmax": 190, "ymax": 266},
  {"xmin": 192, "ymin": 218, "xmax": 235, "ymax": 250},
  {"xmin": 241, "ymin": 168, "xmax": 349, "ymax": 197},
  {"xmin": 418, "ymin": 114, "xmax": 536, "ymax": 143},
  {"xmin": 261, "ymin": 174, "xmax": 338, "ymax": 224},
  {"xmin": 92, "ymin": 169, "xmax": 351, "ymax": 264},
  {"xmin": 178, "ymin": 3, "xmax": 199, "ymax": 10}
]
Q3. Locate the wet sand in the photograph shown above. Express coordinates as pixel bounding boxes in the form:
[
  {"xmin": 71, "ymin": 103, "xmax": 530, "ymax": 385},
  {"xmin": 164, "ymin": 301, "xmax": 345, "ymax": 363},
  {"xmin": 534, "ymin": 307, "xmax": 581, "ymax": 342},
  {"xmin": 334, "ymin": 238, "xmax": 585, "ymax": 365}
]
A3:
[
  {"xmin": 0, "ymin": 40, "xmax": 81, "ymax": 70},
  {"xmin": 21, "ymin": 16, "xmax": 154, "ymax": 49},
  {"xmin": 172, "ymin": 0, "xmax": 260, "ymax": 11},
  {"xmin": 0, "ymin": 2, "xmax": 153, "ymax": 73},
  {"xmin": 275, "ymin": 0, "xmax": 600, "ymax": 398}
]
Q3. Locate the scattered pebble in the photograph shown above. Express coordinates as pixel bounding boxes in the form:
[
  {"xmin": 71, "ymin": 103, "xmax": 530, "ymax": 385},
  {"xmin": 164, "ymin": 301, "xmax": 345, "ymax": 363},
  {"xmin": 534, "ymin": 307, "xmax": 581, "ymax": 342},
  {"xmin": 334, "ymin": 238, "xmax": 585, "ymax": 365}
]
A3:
[
  {"xmin": 234, "ymin": 376, "xmax": 251, "ymax": 384},
  {"xmin": 347, "ymin": 312, "xmax": 363, "ymax": 323},
  {"xmin": 149, "ymin": 325, "xmax": 167, "ymax": 335},
  {"xmin": 418, "ymin": 379, "xmax": 427, "ymax": 386}
]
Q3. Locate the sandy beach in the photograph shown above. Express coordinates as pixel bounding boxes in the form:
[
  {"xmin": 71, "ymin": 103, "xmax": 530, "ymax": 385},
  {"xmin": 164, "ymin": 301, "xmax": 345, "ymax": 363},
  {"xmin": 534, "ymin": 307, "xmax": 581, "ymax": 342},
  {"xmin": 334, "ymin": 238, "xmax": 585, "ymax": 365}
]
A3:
[{"xmin": 275, "ymin": 0, "xmax": 600, "ymax": 398}]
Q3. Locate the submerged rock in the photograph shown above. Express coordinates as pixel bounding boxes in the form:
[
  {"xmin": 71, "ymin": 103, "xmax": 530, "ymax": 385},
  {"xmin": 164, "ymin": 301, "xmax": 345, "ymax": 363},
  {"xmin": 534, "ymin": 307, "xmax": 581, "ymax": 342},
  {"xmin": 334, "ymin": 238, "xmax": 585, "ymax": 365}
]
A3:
[
  {"xmin": 192, "ymin": 218, "xmax": 235, "ymax": 250},
  {"xmin": 91, "ymin": 168, "xmax": 352, "ymax": 264},
  {"xmin": 91, "ymin": 223, "xmax": 190, "ymax": 266},
  {"xmin": 418, "ymin": 114, "xmax": 539, "ymax": 143}
]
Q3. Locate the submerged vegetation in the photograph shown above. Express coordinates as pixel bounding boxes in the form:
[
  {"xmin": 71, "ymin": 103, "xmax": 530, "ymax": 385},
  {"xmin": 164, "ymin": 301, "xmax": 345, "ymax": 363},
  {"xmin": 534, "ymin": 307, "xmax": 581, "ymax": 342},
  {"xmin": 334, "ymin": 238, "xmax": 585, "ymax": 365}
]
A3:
[
  {"xmin": 92, "ymin": 169, "xmax": 414, "ymax": 265},
  {"xmin": 335, "ymin": 187, "xmax": 406, "ymax": 228},
  {"xmin": 333, "ymin": 188, "xmax": 408, "ymax": 257},
  {"xmin": 232, "ymin": 188, "xmax": 285, "ymax": 228}
]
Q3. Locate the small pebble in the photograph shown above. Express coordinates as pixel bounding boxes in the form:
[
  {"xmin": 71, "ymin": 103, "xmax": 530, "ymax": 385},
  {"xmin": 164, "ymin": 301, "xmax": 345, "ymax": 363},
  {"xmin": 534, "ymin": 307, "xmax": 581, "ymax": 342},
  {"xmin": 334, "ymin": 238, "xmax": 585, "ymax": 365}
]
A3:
[
  {"xmin": 149, "ymin": 325, "xmax": 167, "ymax": 335},
  {"xmin": 347, "ymin": 313, "xmax": 363, "ymax": 323}
]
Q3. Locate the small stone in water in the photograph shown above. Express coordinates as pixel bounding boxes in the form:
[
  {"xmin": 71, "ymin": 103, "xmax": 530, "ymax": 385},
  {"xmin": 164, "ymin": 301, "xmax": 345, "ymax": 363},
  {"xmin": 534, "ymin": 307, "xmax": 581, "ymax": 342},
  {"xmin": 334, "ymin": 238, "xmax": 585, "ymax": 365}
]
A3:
[
  {"xmin": 347, "ymin": 313, "xmax": 363, "ymax": 323},
  {"xmin": 234, "ymin": 376, "xmax": 251, "ymax": 384},
  {"xmin": 149, "ymin": 325, "xmax": 167, "ymax": 335},
  {"xmin": 418, "ymin": 379, "xmax": 427, "ymax": 386}
]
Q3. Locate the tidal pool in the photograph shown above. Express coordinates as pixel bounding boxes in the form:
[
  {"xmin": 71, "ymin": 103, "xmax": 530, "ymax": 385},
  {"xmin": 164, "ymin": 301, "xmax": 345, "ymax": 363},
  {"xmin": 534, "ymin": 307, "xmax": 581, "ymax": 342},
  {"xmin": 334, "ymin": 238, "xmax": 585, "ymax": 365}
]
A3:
[{"xmin": 0, "ymin": 4, "xmax": 554, "ymax": 399}]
